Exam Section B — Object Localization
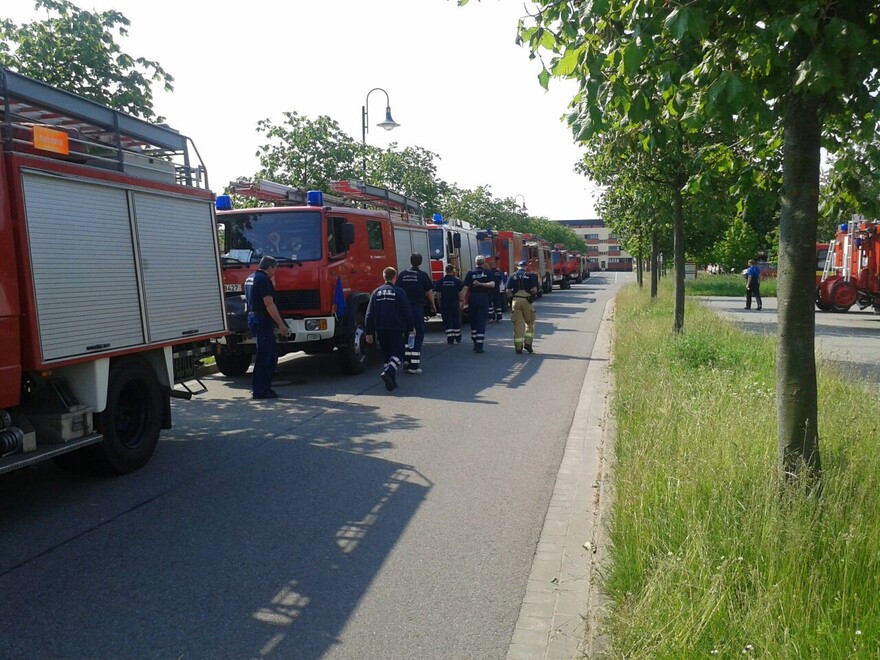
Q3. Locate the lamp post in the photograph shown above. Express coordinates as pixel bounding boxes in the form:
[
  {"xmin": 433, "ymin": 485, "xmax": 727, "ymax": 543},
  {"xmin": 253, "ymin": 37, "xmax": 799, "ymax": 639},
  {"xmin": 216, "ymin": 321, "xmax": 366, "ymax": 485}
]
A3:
[
  {"xmin": 513, "ymin": 194, "xmax": 527, "ymax": 213},
  {"xmin": 362, "ymin": 87, "xmax": 400, "ymax": 181}
]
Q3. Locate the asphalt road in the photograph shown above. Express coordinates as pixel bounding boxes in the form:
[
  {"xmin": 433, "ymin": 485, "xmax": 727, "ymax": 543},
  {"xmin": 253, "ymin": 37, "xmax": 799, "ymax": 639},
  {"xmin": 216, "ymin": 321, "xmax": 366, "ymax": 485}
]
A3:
[
  {"xmin": 0, "ymin": 272, "xmax": 631, "ymax": 660},
  {"xmin": 700, "ymin": 295, "xmax": 880, "ymax": 389}
]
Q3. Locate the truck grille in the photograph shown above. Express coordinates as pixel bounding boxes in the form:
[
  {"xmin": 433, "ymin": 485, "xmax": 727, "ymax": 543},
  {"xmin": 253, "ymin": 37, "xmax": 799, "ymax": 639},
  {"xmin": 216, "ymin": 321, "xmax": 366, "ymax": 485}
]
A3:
[{"xmin": 276, "ymin": 289, "xmax": 321, "ymax": 313}]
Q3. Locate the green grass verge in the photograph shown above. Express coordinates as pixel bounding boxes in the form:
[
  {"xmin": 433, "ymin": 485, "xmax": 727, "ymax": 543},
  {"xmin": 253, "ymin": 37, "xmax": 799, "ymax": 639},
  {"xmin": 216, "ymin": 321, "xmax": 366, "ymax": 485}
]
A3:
[
  {"xmin": 606, "ymin": 280, "xmax": 879, "ymax": 657},
  {"xmin": 686, "ymin": 273, "xmax": 778, "ymax": 298}
]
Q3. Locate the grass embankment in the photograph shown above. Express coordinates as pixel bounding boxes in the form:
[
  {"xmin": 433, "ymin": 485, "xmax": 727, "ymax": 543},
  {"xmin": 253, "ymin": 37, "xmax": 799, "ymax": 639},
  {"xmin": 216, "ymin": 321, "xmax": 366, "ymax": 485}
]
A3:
[
  {"xmin": 605, "ymin": 281, "xmax": 879, "ymax": 657},
  {"xmin": 684, "ymin": 273, "xmax": 778, "ymax": 298}
]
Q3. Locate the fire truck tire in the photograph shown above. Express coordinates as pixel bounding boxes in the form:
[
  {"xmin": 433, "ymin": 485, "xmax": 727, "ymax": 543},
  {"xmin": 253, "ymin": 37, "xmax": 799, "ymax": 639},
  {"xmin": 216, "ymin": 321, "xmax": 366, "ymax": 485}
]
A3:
[
  {"xmin": 829, "ymin": 279, "xmax": 857, "ymax": 312},
  {"xmin": 215, "ymin": 352, "xmax": 253, "ymax": 377},
  {"xmin": 92, "ymin": 360, "xmax": 163, "ymax": 474},
  {"xmin": 339, "ymin": 309, "xmax": 370, "ymax": 374}
]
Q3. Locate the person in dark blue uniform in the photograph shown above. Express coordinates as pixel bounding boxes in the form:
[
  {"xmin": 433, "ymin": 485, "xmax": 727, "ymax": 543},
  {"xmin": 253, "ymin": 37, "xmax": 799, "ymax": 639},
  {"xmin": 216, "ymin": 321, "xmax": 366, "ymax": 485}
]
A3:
[
  {"xmin": 365, "ymin": 267, "xmax": 415, "ymax": 391},
  {"xmin": 489, "ymin": 260, "xmax": 506, "ymax": 322},
  {"xmin": 434, "ymin": 264, "xmax": 464, "ymax": 344},
  {"xmin": 463, "ymin": 255, "xmax": 495, "ymax": 353},
  {"xmin": 245, "ymin": 256, "xmax": 291, "ymax": 399},
  {"xmin": 395, "ymin": 253, "xmax": 437, "ymax": 374}
]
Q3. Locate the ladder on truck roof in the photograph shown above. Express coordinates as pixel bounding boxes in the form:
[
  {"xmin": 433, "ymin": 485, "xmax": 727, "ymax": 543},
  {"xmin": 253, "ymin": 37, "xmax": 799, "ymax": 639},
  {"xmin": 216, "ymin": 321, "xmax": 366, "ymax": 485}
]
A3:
[
  {"xmin": 329, "ymin": 180, "xmax": 424, "ymax": 223},
  {"xmin": 0, "ymin": 67, "xmax": 207, "ymax": 189},
  {"xmin": 229, "ymin": 179, "xmax": 345, "ymax": 206},
  {"xmin": 230, "ymin": 178, "xmax": 425, "ymax": 225}
]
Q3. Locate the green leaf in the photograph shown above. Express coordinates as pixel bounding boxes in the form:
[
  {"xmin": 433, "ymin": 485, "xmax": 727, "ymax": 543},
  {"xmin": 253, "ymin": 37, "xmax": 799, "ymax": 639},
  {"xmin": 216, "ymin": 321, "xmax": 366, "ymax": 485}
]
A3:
[
  {"xmin": 552, "ymin": 45, "xmax": 583, "ymax": 77},
  {"xmin": 664, "ymin": 8, "xmax": 689, "ymax": 41},
  {"xmin": 622, "ymin": 42, "xmax": 645, "ymax": 77},
  {"xmin": 538, "ymin": 67, "xmax": 550, "ymax": 91}
]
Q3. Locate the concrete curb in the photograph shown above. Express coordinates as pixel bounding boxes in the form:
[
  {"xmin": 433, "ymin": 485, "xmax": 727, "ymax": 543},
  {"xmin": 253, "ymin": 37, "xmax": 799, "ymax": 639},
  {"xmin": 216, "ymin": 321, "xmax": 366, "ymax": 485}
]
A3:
[{"xmin": 507, "ymin": 299, "xmax": 616, "ymax": 660}]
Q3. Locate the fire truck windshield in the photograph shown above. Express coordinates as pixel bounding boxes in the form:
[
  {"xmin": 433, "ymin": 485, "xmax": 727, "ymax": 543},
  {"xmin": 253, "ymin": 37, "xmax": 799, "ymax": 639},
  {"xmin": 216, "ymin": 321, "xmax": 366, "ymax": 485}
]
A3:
[
  {"xmin": 551, "ymin": 253, "xmax": 562, "ymax": 264},
  {"xmin": 222, "ymin": 211, "xmax": 323, "ymax": 263},
  {"xmin": 477, "ymin": 238, "xmax": 494, "ymax": 258},
  {"xmin": 429, "ymin": 230, "xmax": 445, "ymax": 259}
]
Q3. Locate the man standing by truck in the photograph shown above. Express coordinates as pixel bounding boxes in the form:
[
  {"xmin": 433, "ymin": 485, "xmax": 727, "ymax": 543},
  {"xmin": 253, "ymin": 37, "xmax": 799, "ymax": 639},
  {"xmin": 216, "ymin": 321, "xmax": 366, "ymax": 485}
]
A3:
[
  {"xmin": 245, "ymin": 256, "xmax": 291, "ymax": 399},
  {"xmin": 396, "ymin": 253, "xmax": 437, "ymax": 374}
]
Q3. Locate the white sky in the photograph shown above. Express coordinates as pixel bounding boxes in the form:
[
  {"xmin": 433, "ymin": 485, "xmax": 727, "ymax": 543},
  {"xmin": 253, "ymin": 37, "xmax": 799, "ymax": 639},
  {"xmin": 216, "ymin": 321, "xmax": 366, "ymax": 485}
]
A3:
[{"xmin": 5, "ymin": 0, "xmax": 601, "ymax": 220}]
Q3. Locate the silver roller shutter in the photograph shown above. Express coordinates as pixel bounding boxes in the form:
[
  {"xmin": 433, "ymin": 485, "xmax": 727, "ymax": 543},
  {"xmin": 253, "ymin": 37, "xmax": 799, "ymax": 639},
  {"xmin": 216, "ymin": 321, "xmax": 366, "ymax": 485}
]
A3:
[
  {"xmin": 22, "ymin": 173, "xmax": 144, "ymax": 362},
  {"xmin": 132, "ymin": 192, "xmax": 225, "ymax": 343}
]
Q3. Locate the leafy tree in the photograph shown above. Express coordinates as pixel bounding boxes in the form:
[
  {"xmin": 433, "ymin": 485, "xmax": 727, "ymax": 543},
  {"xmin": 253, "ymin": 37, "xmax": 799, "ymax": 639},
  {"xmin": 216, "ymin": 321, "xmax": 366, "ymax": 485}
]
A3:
[
  {"xmin": 516, "ymin": 0, "xmax": 880, "ymax": 483},
  {"xmin": 0, "ymin": 0, "xmax": 171, "ymax": 120},
  {"xmin": 370, "ymin": 144, "xmax": 448, "ymax": 218},
  {"xmin": 714, "ymin": 216, "xmax": 761, "ymax": 273},
  {"xmin": 254, "ymin": 112, "xmax": 361, "ymax": 192}
]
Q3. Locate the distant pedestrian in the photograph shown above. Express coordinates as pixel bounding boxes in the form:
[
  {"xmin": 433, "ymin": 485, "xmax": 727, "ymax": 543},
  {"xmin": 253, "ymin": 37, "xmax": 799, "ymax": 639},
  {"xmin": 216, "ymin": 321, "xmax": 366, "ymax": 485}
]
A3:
[
  {"xmin": 245, "ymin": 256, "xmax": 291, "ymax": 399},
  {"xmin": 463, "ymin": 255, "xmax": 495, "ymax": 353},
  {"xmin": 365, "ymin": 267, "xmax": 414, "ymax": 392},
  {"xmin": 745, "ymin": 259, "xmax": 762, "ymax": 310},
  {"xmin": 506, "ymin": 260, "xmax": 539, "ymax": 354},
  {"xmin": 396, "ymin": 253, "xmax": 437, "ymax": 374},
  {"xmin": 434, "ymin": 264, "xmax": 464, "ymax": 344}
]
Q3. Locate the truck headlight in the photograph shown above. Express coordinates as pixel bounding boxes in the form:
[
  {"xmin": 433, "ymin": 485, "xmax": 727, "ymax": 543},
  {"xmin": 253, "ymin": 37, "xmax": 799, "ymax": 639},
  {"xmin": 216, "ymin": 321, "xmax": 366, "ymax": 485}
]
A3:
[{"xmin": 304, "ymin": 319, "xmax": 327, "ymax": 331}]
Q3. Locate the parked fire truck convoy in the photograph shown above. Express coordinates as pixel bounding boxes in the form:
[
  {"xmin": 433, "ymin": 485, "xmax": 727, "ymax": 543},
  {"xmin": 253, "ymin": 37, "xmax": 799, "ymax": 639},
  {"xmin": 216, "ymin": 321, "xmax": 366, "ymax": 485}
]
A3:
[
  {"xmin": 0, "ymin": 68, "xmax": 592, "ymax": 477},
  {"xmin": 0, "ymin": 68, "xmax": 226, "ymax": 475},
  {"xmin": 816, "ymin": 217, "xmax": 880, "ymax": 313}
]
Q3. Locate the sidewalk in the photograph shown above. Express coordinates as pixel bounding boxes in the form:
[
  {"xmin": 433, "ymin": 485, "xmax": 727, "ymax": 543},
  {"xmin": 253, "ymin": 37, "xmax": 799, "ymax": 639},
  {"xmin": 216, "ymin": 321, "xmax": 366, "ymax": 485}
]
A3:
[{"xmin": 507, "ymin": 299, "xmax": 616, "ymax": 659}]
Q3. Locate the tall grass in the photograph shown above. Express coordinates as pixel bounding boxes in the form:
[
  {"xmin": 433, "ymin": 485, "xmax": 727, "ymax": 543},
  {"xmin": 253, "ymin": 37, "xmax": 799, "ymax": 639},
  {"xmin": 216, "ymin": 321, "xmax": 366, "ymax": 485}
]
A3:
[
  {"xmin": 685, "ymin": 273, "xmax": 778, "ymax": 298},
  {"xmin": 605, "ymin": 280, "xmax": 879, "ymax": 658}
]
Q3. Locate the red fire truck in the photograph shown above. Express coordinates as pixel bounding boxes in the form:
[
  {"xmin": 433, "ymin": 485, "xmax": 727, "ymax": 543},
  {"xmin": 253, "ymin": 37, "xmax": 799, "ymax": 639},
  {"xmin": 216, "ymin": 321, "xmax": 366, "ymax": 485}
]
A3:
[
  {"xmin": 213, "ymin": 179, "xmax": 430, "ymax": 376},
  {"xmin": 551, "ymin": 244, "xmax": 583, "ymax": 289},
  {"xmin": 523, "ymin": 235, "xmax": 553, "ymax": 294},
  {"xmin": 426, "ymin": 214, "xmax": 480, "ymax": 281},
  {"xmin": 0, "ymin": 68, "xmax": 226, "ymax": 475},
  {"xmin": 816, "ymin": 217, "xmax": 880, "ymax": 313}
]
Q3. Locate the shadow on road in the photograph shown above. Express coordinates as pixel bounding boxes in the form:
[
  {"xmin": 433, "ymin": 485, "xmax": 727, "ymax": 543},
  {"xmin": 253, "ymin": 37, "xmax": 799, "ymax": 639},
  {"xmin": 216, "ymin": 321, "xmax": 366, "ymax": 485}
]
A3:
[{"xmin": 0, "ymin": 403, "xmax": 431, "ymax": 659}]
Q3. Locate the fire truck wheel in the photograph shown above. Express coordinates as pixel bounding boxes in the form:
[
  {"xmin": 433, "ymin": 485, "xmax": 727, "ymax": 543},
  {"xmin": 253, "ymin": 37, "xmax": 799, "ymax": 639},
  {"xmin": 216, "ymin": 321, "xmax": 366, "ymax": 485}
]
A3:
[
  {"xmin": 829, "ymin": 279, "xmax": 857, "ymax": 312},
  {"xmin": 215, "ymin": 352, "xmax": 253, "ymax": 377},
  {"xmin": 339, "ymin": 309, "xmax": 370, "ymax": 374},
  {"xmin": 92, "ymin": 360, "xmax": 163, "ymax": 474}
]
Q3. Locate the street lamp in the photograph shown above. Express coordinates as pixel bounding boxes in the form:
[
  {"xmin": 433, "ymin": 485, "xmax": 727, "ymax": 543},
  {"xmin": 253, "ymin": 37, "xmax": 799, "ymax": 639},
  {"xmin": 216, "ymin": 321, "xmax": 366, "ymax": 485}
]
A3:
[
  {"xmin": 362, "ymin": 87, "xmax": 400, "ymax": 180},
  {"xmin": 513, "ymin": 194, "xmax": 527, "ymax": 213}
]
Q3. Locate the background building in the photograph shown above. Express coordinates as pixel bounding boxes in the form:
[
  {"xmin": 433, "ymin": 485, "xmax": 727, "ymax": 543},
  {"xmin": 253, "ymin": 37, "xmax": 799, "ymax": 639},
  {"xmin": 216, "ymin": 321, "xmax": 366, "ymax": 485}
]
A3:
[{"xmin": 553, "ymin": 219, "xmax": 634, "ymax": 271}]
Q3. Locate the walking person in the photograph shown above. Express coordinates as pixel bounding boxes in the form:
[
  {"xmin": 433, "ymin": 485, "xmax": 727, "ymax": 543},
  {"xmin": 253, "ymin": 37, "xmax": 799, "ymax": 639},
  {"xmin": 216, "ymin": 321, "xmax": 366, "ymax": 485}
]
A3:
[
  {"xmin": 463, "ymin": 255, "xmax": 495, "ymax": 353},
  {"xmin": 489, "ymin": 259, "xmax": 506, "ymax": 322},
  {"xmin": 434, "ymin": 264, "xmax": 464, "ymax": 344},
  {"xmin": 396, "ymin": 253, "xmax": 437, "ymax": 374},
  {"xmin": 244, "ymin": 256, "xmax": 291, "ymax": 399},
  {"xmin": 365, "ymin": 267, "xmax": 414, "ymax": 392},
  {"xmin": 506, "ymin": 260, "xmax": 539, "ymax": 354},
  {"xmin": 744, "ymin": 259, "xmax": 763, "ymax": 310}
]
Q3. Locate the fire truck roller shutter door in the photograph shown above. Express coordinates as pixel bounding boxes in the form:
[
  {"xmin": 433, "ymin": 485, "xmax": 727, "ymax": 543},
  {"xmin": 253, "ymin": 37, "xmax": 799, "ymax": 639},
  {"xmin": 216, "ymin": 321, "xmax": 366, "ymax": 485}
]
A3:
[{"xmin": 21, "ymin": 173, "xmax": 144, "ymax": 361}]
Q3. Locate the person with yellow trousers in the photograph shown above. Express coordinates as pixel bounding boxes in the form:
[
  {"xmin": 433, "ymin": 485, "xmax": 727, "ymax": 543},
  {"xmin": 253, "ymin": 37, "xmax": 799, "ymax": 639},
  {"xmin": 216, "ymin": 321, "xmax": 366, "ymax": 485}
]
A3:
[{"xmin": 506, "ymin": 260, "xmax": 539, "ymax": 354}]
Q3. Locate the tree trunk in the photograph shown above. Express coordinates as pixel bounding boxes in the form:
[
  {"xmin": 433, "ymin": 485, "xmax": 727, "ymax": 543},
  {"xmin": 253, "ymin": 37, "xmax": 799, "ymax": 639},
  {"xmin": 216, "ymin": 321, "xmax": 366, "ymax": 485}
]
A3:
[
  {"xmin": 672, "ymin": 187, "xmax": 685, "ymax": 334},
  {"xmin": 650, "ymin": 230, "xmax": 659, "ymax": 298},
  {"xmin": 636, "ymin": 232, "xmax": 644, "ymax": 287},
  {"xmin": 777, "ymin": 92, "xmax": 822, "ymax": 483}
]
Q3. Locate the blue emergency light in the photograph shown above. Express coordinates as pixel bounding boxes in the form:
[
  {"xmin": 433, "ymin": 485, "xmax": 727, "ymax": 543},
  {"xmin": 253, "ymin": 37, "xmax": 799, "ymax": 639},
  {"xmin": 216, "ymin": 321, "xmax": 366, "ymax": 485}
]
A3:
[
  {"xmin": 307, "ymin": 190, "xmax": 323, "ymax": 206},
  {"xmin": 432, "ymin": 213, "xmax": 445, "ymax": 225},
  {"xmin": 216, "ymin": 194, "xmax": 232, "ymax": 211}
]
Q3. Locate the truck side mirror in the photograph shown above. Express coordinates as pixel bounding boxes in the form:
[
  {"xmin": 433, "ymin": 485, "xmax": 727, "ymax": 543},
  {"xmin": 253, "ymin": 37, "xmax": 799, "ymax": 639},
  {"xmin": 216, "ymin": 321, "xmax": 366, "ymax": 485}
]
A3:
[
  {"xmin": 452, "ymin": 232, "xmax": 461, "ymax": 249},
  {"xmin": 342, "ymin": 222, "xmax": 355, "ymax": 249}
]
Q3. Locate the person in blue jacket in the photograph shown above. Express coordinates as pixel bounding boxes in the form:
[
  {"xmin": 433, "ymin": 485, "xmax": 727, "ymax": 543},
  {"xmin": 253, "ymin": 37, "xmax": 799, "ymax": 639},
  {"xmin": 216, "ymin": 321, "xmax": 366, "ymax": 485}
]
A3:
[
  {"xmin": 244, "ymin": 256, "xmax": 291, "ymax": 399},
  {"xmin": 463, "ymin": 255, "xmax": 495, "ymax": 353},
  {"xmin": 365, "ymin": 266, "xmax": 414, "ymax": 391},
  {"xmin": 489, "ymin": 260, "xmax": 506, "ymax": 322},
  {"xmin": 744, "ymin": 259, "xmax": 762, "ymax": 310},
  {"xmin": 506, "ymin": 260, "xmax": 540, "ymax": 354},
  {"xmin": 434, "ymin": 264, "xmax": 464, "ymax": 344},
  {"xmin": 396, "ymin": 253, "xmax": 437, "ymax": 374}
]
